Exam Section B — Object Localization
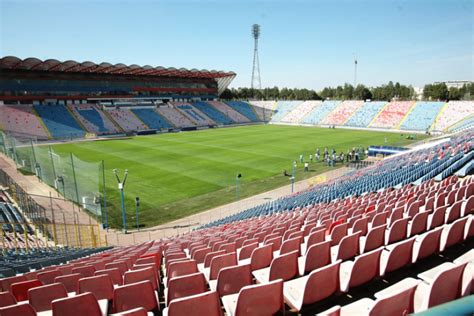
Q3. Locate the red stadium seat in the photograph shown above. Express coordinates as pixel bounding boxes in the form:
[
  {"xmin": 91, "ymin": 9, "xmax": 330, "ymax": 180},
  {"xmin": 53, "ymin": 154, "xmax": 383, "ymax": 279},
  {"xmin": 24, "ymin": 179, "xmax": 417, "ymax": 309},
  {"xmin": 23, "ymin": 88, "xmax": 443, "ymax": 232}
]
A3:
[
  {"xmin": 299, "ymin": 240, "xmax": 331, "ymax": 275},
  {"xmin": 0, "ymin": 302, "xmax": 36, "ymax": 316},
  {"xmin": 72, "ymin": 265, "xmax": 96, "ymax": 278},
  {"xmin": 237, "ymin": 242, "xmax": 258, "ymax": 261},
  {"xmin": 78, "ymin": 274, "xmax": 114, "ymax": 301},
  {"xmin": 10, "ymin": 279, "xmax": 42, "ymax": 301},
  {"xmin": 380, "ymin": 237, "xmax": 416, "ymax": 276},
  {"xmin": 222, "ymin": 279, "xmax": 284, "ymax": 316},
  {"xmin": 113, "ymin": 280, "xmax": 159, "ymax": 313},
  {"xmin": 165, "ymin": 272, "xmax": 207, "ymax": 306},
  {"xmin": 37, "ymin": 270, "xmax": 62, "ymax": 285},
  {"xmin": 0, "ymin": 275, "xmax": 26, "ymax": 292},
  {"xmin": 95, "ymin": 268, "xmax": 123, "ymax": 286},
  {"xmin": 253, "ymin": 250, "xmax": 299, "ymax": 283},
  {"xmin": 360, "ymin": 224, "xmax": 386, "ymax": 253},
  {"xmin": 163, "ymin": 291, "xmax": 222, "ymax": 316},
  {"xmin": 0, "ymin": 291, "xmax": 17, "ymax": 307},
  {"xmin": 54, "ymin": 273, "xmax": 81, "ymax": 293},
  {"xmin": 52, "ymin": 292, "xmax": 102, "ymax": 316},
  {"xmin": 124, "ymin": 267, "xmax": 158, "ymax": 291},
  {"xmin": 340, "ymin": 248, "xmax": 382, "ymax": 292},
  {"xmin": 28, "ymin": 283, "xmax": 68, "ymax": 312},
  {"xmin": 211, "ymin": 264, "xmax": 253, "ymax": 297},
  {"xmin": 332, "ymin": 232, "xmax": 361, "ymax": 262},
  {"xmin": 385, "ymin": 218, "xmax": 409, "ymax": 245},
  {"xmin": 207, "ymin": 252, "xmax": 237, "ymax": 281},
  {"xmin": 284, "ymin": 260, "xmax": 341, "ymax": 311}
]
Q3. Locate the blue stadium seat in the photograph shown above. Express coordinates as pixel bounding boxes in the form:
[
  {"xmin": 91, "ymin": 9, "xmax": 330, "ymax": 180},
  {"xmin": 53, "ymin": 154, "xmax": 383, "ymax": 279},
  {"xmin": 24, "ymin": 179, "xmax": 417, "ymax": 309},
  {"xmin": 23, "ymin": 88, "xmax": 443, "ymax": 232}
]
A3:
[
  {"xmin": 192, "ymin": 101, "xmax": 234, "ymax": 125},
  {"xmin": 224, "ymin": 101, "xmax": 260, "ymax": 122},
  {"xmin": 33, "ymin": 105, "xmax": 85, "ymax": 139},
  {"xmin": 131, "ymin": 108, "xmax": 172, "ymax": 130}
]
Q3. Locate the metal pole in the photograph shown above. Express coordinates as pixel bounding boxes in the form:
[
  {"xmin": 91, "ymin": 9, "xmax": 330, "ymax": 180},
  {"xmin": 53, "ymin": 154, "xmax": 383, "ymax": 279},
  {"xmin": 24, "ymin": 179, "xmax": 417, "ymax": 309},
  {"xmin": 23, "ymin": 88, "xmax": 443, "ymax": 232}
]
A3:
[
  {"xmin": 120, "ymin": 187, "xmax": 127, "ymax": 233},
  {"xmin": 135, "ymin": 197, "xmax": 140, "ymax": 231},
  {"xmin": 49, "ymin": 192, "xmax": 58, "ymax": 247},
  {"xmin": 70, "ymin": 153, "xmax": 80, "ymax": 204},
  {"xmin": 102, "ymin": 160, "xmax": 108, "ymax": 229},
  {"xmin": 49, "ymin": 145, "xmax": 57, "ymax": 180},
  {"xmin": 236, "ymin": 177, "xmax": 240, "ymax": 201}
]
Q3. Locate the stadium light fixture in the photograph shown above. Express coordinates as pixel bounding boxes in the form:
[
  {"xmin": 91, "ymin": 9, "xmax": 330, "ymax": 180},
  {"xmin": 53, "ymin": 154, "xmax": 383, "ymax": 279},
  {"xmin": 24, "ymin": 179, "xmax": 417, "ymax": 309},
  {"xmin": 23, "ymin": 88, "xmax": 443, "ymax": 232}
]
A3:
[{"xmin": 114, "ymin": 168, "xmax": 129, "ymax": 233}]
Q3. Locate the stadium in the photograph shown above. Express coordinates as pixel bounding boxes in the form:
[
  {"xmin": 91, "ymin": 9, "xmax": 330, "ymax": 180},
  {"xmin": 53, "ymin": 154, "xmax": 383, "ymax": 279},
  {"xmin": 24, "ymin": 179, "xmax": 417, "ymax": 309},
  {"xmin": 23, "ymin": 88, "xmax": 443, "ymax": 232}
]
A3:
[{"xmin": 0, "ymin": 1, "xmax": 473, "ymax": 316}]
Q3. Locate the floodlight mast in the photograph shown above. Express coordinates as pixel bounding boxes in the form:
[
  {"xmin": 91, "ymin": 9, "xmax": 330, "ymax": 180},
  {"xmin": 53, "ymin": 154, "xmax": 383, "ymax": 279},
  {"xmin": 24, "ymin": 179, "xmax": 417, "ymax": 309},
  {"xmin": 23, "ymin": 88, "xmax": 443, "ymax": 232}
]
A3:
[
  {"xmin": 114, "ymin": 169, "xmax": 128, "ymax": 233},
  {"xmin": 251, "ymin": 24, "xmax": 262, "ymax": 91}
]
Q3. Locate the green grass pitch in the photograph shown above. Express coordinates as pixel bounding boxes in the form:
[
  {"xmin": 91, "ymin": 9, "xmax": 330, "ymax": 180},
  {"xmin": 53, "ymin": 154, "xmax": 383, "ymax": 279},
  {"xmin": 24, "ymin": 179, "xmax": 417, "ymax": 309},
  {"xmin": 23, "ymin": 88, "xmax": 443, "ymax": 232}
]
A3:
[{"xmin": 52, "ymin": 125, "xmax": 426, "ymax": 228}]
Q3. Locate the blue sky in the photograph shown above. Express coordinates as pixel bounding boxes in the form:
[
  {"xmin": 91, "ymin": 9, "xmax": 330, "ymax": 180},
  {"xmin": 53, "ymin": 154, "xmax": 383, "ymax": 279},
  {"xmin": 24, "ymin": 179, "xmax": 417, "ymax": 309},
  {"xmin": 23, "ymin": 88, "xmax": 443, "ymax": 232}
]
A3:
[{"xmin": 1, "ymin": 0, "xmax": 472, "ymax": 90}]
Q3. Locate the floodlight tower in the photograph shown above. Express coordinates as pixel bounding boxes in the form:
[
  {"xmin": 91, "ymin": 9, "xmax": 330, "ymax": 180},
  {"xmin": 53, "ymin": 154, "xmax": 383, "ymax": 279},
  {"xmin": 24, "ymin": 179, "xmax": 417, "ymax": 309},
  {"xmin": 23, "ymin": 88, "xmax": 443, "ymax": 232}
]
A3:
[{"xmin": 251, "ymin": 24, "xmax": 262, "ymax": 91}]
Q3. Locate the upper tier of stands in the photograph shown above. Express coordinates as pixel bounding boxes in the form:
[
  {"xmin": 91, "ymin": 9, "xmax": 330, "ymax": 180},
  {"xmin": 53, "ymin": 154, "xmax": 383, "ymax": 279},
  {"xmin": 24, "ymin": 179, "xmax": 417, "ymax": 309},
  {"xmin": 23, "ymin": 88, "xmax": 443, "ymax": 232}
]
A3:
[
  {"xmin": 0, "ymin": 105, "xmax": 49, "ymax": 139},
  {"xmin": 270, "ymin": 101, "xmax": 302, "ymax": 122},
  {"xmin": 400, "ymin": 101, "xmax": 446, "ymax": 131},
  {"xmin": 248, "ymin": 100, "xmax": 275, "ymax": 121},
  {"xmin": 344, "ymin": 101, "xmax": 387, "ymax": 128},
  {"xmin": 156, "ymin": 106, "xmax": 195, "ymax": 128},
  {"xmin": 321, "ymin": 100, "xmax": 364, "ymax": 126},
  {"xmin": 281, "ymin": 101, "xmax": 322, "ymax": 124},
  {"xmin": 131, "ymin": 108, "xmax": 173, "ymax": 130},
  {"xmin": 301, "ymin": 100, "xmax": 341, "ymax": 125},
  {"xmin": 433, "ymin": 101, "xmax": 474, "ymax": 132},
  {"xmin": 449, "ymin": 116, "xmax": 474, "ymax": 133},
  {"xmin": 107, "ymin": 108, "xmax": 148, "ymax": 132},
  {"xmin": 224, "ymin": 101, "xmax": 261, "ymax": 122},
  {"xmin": 370, "ymin": 101, "xmax": 414, "ymax": 129},
  {"xmin": 206, "ymin": 101, "xmax": 250, "ymax": 123},
  {"xmin": 33, "ymin": 105, "xmax": 85, "ymax": 139},
  {"xmin": 172, "ymin": 102, "xmax": 215, "ymax": 126},
  {"xmin": 192, "ymin": 101, "xmax": 234, "ymax": 125},
  {"xmin": 70, "ymin": 104, "xmax": 120, "ymax": 134}
]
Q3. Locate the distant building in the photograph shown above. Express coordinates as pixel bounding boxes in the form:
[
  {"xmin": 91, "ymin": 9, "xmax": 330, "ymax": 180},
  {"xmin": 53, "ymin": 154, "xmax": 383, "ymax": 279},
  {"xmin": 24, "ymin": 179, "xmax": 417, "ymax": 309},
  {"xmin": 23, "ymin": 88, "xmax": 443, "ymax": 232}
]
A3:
[{"xmin": 433, "ymin": 80, "xmax": 472, "ymax": 89}]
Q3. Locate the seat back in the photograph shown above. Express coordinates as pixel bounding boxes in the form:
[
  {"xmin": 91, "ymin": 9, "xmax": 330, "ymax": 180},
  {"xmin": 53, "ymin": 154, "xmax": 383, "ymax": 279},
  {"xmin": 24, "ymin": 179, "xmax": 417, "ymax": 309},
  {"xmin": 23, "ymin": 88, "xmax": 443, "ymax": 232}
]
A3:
[
  {"xmin": 28, "ymin": 283, "xmax": 68, "ymax": 312},
  {"xmin": 54, "ymin": 273, "xmax": 81, "ymax": 293},
  {"xmin": 238, "ymin": 242, "xmax": 258, "ymax": 261},
  {"xmin": 52, "ymin": 292, "xmax": 102, "ymax": 316},
  {"xmin": 386, "ymin": 218, "xmax": 409, "ymax": 245},
  {"xmin": 37, "ymin": 270, "xmax": 62, "ymax": 285},
  {"xmin": 302, "ymin": 260, "xmax": 341, "ymax": 306},
  {"xmin": 95, "ymin": 268, "xmax": 123, "ymax": 286},
  {"xmin": 78, "ymin": 274, "xmax": 114, "ymax": 301},
  {"xmin": 329, "ymin": 223, "xmax": 348, "ymax": 246},
  {"xmin": 371, "ymin": 212, "xmax": 388, "ymax": 228},
  {"xmin": 369, "ymin": 281, "xmax": 418, "ymax": 315},
  {"xmin": 383, "ymin": 238, "xmax": 415, "ymax": 275},
  {"xmin": 216, "ymin": 264, "xmax": 252, "ymax": 297},
  {"xmin": 426, "ymin": 262, "xmax": 468, "ymax": 309},
  {"xmin": 113, "ymin": 280, "xmax": 159, "ymax": 313},
  {"xmin": 279, "ymin": 236, "xmax": 302, "ymax": 256},
  {"xmin": 409, "ymin": 211, "xmax": 428, "ymax": 237},
  {"xmin": 10, "ymin": 279, "xmax": 42, "ymax": 301},
  {"xmin": 105, "ymin": 261, "xmax": 128, "ymax": 275},
  {"xmin": 304, "ymin": 240, "xmax": 331, "ymax": 274},
  {"xmin": 167, "ymin": 260, "xmax": 198, "ymax": 285},
  {"xmin": 0, "ymin": 302, "xmax": 36, "ymax": 316},
  {"xmin": 167, "ymin": 272, "xmax": 207, "ymax": 306},
  {"xmin": 264, "ymin": 236, "xmax": 282, "ymax": 252},
  {"xmin": 209, "ymin": 252, "xmax": 237, "ymax": 280},
  {"xmin": 192, "ymin": 247, "xmax": 211, "ymax": 264},
  {"xmin": 234, "ymin": 279, "xmax": 283, "ymax": 316},
  {"xmin": 269, "ymin": 250, "xmax": 298, "ymax": 282},
  {"xmin": 429, "ymin": 206, "xmax": 447, "ymax": 230},
  {"xmin": 203, "ymin": 251, "xmax": 225, "ymax": 268},
  {"xmin": 446, "ymin": 201, "xmax": 462, "ymax": 224},
  {"xmin": 352, "ymin": 217, "xmax": 368, "ymax": 236},
  {"xmin": 0, "ymin": 291, "xmax": 17, "ymax": 307},
  {"xmin": 362, "ymin": 224, "xmax": 386, "ymax": 253},
  {"xmin": 443, "ymin": 217, "xmax": 469, "ymax": 250},
  {"xmin": 167, "ymin": 291, "xmax": 222, "ymax": 316},
  {"xmin": 72, "ymin": 265, "xmax": 96, "ymax": 278},
  {"xmin": 0, "ymin": 275, "xmax": 27, "ymax": 293},
  {"xmin": 348, "ymin": 248, "xmax": 382, "ymax": 289},
  {"xmin": 124, "ymin": 267, "xmax": 158, "ymax": 290},
  {"xmin": 250, "ymin": 244, "xmax": 273, "ymax": 271},
  {"xmin": 306, "ymin": 228, "xmax": 326, "ymax": 250},
  {"xmin": 336, "ymin": 232, "xmax": 361, "ymax": 261}
]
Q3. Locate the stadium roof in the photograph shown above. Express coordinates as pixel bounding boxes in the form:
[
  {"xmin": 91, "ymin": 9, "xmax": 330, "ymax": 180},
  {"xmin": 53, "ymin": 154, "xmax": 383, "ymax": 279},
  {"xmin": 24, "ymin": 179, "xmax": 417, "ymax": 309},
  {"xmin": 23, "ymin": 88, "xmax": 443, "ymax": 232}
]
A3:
[{"xmin": 0, "ymin": 56, "xmax": 236, "ymax": 94}]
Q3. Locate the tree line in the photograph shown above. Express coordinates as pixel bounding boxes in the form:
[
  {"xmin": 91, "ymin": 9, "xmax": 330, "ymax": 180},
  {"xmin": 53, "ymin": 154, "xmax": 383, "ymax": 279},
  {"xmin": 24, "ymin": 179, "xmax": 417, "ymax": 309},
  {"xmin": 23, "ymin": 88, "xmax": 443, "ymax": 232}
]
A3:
[{"xmin": 221, "ymin": 82, "xmax": 473, "ymax": 101}]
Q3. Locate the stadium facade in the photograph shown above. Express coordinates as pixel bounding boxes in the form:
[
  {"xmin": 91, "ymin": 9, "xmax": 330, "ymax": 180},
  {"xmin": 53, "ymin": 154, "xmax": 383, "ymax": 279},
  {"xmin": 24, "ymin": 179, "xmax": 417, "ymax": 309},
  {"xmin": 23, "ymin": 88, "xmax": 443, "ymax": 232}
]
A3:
[{"xmin": 0, "ymin": 56, "xmax": 236, "ymax": 103}]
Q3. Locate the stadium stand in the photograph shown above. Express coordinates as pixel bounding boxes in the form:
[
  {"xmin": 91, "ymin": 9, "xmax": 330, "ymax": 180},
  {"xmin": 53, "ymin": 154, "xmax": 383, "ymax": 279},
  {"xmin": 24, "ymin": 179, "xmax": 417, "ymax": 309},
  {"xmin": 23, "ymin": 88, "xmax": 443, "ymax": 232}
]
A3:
[
  {"xmin": 172, "ymin": 102, "xmax": 215, "ymax": 126},
  {"xmin": 370, "ymin": 101, "xmax": 414, "ymax": 129},
  {"xmin": 206, "ymin": 101, "xmax": 250, "ymax": 123},
  {"xmin": 192, "ymin": 101, "xmax": 235, "ymax": 125},
  {"xmin": 281, "ymin": 101, "xmax": 322, "ymax": 124},
  {"xmin": 224, "ymin": 101, "xmax": 261, "ymax": 122},
  {"xmin": 156, "ymin": 105, "xmax": 195, "ymax": 128},
  {"xmin": 33, "ymin": 105, "xmax": 85, "ymax": 139},
  {"xmin": 301, "ymin": 100, "xmax": 341, "ymax": 125},
  {"xmin": 433, "ymin": 101, "xmax": 474, "ymax": 132},
  {"xmin": 448, "ymin": 115, "xmax": 474, "ymax": 133},
  {"xmin": 106, "ymin": 108, "xmax": 149, "ymax": 132},
  {"xmin": 131, "ymin": 107, "xmax": 173, "ymax": 130},
  {"xmin": 344, "ymin": 101, "xmax": 387, "ymax": 128},
  {"xmin": 321, "ymin": 100, "xmax": 364, "ymax": 126},
  {"xmin": 0, "ymin": 105, "xmax": 49, "ymax": 139},
  {"xmin": 248, "ymin": 100, "xmax": 275, "ymax": 121},
  {"xmin": 69, "ymin": 104, "xmax": 120, "ymax": 134},
  {"xmin": 399, "ymin": 102, "xmax": 446, "ymax": 131},
  {"xmin": 270, "ymin": 101, "xmax": 303, "ymax": 123}
]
